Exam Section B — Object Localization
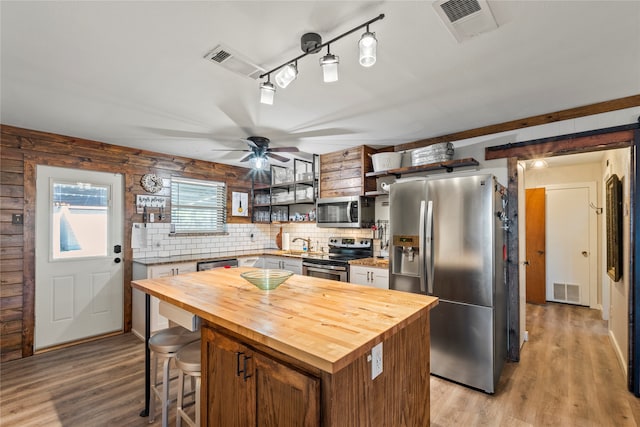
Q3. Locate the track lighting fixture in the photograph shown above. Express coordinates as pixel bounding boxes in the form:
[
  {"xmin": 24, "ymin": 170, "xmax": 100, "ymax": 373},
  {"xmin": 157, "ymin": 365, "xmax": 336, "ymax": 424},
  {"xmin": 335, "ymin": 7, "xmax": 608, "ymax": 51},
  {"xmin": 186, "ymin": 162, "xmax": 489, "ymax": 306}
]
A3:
[
  {"xmin": 320, "ymin": 46, "xmax": 339, "ymax": 83},
  {"xmin": 259, "ymin": 13, "xmax": 384, "ymax": 105},
  {"xmin": 275, "ymin": 63, "xmax": 298, "ymax": 88},
  {"xmin": 359, "ymin": 28, "xmax": 377, "ymax": 67},
  {"xmin": 259, "ymin": 77, "xmax": 275, "ymax": 105}
]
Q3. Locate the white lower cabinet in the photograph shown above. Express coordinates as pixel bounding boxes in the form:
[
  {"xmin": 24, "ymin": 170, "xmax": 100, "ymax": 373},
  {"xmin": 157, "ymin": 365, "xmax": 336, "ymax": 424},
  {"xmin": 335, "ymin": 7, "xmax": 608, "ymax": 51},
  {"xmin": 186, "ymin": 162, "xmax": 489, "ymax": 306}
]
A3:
[
  {"xmin": 132, "ymin": 261, "xmax": 196, "ymax": 339},
  {"xmin": 350, "ymin": 265, "xmax": 389, "ymax": 289},
  {"xmin": 259, "ymin": 256, "xmax": 303, "ymax": 275}
]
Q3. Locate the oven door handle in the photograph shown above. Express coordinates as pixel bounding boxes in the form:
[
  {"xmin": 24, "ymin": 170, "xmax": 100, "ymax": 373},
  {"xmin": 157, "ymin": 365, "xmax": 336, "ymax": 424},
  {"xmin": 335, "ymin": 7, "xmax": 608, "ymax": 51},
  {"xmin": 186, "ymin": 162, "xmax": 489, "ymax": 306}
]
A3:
[{"xmin": 303, "ymin": 265, "xmax": 347, "ymax": 273}]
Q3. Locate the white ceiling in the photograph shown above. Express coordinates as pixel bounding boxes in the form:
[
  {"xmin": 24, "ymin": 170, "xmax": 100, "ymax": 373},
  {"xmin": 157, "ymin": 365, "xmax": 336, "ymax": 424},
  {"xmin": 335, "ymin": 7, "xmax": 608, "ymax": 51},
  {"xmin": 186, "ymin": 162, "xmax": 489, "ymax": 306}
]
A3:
[{"xmin": 2, "ymin": 1, "xmax": 639, "ymax": 168}]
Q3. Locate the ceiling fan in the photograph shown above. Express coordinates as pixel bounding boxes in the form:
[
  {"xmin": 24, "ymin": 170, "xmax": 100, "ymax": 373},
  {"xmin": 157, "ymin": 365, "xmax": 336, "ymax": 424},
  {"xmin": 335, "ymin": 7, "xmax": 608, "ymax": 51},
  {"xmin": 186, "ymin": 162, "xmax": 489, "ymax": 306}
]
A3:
[
  {"xmin": 238, "ymin": 136, "xmax": 299, "ymax": 165},
  {"xmin": 207, "ymin": 136, "xmax": 301, "ymax": 168}
]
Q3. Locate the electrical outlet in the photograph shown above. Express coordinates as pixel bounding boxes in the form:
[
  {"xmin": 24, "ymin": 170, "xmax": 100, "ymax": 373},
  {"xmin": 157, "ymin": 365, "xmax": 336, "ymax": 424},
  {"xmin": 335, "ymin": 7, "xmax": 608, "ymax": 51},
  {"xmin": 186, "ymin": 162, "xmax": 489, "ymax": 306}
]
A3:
[{"xmin": 371, "ymin": 342, "xmax": 383, "ymax": 379}]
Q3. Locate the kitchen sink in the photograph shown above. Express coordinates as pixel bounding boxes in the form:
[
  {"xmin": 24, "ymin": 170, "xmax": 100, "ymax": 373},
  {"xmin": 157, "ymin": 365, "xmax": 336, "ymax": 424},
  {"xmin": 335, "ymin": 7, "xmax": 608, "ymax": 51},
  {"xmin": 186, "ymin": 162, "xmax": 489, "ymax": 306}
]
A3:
[{"xmin": 278, "ymin": 250, "xmax": 324, "ymax": 256}]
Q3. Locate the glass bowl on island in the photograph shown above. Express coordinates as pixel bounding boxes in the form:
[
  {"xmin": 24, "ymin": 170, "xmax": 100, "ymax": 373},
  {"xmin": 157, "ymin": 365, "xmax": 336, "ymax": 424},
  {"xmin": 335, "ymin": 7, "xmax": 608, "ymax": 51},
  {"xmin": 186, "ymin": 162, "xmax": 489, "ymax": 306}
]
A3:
[{"xmin": 240, "ymin": 269, "xmax": 293, "ymax": 290}]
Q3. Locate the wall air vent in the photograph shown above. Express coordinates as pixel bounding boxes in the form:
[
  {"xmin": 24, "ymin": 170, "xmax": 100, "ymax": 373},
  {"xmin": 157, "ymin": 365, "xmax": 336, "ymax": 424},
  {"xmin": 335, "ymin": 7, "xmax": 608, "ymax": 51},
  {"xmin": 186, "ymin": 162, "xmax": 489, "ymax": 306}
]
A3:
[
  {"xmin": 433, "ymin": 0, "xmax": 498, "ymax": 43},
  {"xmin": 553, "ymin": 282, "xmax": 581, "ymax": 304},
  {"xmin": 203, "ymin": 44, "xmax": 265, "ymax": 80}
]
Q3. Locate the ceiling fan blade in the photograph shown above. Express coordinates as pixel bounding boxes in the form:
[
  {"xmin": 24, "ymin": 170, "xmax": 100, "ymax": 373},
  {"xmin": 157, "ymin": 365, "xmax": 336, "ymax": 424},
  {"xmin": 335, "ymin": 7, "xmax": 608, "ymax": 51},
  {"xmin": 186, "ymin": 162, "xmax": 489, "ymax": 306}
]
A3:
[
  {"xmin": 211, "ymin": 149, "xmax": 250, "ymax": 152},
  {"xmin": 280, "ymin": 128, "xmax": 356, "ymax": 140},
  {"xmin": 241, "ymin": 138, "xmax": 259, "ymax": 149},
  {"xmin": 268, "ymin": 147, "xmax": 300, "ymax": 153},
  {"xmin": 240, "ymin": 153, "xmax": 255, "ymax": 162},
  {"xmin": 139, "ymin": 126, "xmax": 217, "ymax": 140},
  {"xmin": 266, "ymin": 152, "xmax": 290, "ymax": 163},
  {"xmin": 217, "ymin": 102, "xmax": 255, "ymax": 135}
]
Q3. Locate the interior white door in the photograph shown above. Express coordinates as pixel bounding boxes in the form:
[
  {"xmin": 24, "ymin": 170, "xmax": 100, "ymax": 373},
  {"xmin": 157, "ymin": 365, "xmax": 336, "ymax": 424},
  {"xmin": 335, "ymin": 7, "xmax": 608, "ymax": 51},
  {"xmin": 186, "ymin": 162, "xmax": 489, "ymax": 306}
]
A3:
[
  {"xmin": 35, "ymin": 165, "xmax": 124, "ymax": 350},
  {"xmin": 544, "ymin": 183, "xmax": 597, "ymax": 307}
]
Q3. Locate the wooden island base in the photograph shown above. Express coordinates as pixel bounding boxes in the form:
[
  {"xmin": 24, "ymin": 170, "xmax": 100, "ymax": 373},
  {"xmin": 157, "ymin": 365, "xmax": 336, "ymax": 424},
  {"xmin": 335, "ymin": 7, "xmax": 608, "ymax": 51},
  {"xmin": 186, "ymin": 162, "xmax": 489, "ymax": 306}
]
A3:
[
  {"xmin": 202, "ymin": 311, "xmax": 430, "ymax": 426},
  {"xmin": 131, "ymin": 267, "xmax": 437, "ymax": 427}
]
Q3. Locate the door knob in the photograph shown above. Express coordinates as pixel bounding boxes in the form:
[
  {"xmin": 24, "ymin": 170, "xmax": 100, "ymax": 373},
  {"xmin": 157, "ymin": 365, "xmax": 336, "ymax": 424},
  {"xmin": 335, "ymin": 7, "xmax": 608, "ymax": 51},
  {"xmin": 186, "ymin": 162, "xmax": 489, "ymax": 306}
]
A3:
[
  {"xmin": 114, "ymin": 257, "xmax": 121, "ymax": 263},
  {"xmin": 537, "ymin": 250, "xmax": 545, "ymax": 255},
  {"xmin": 581, "ymin": 251, "xmax": 588, "ymax": 257},
  {"xmin": 523, "ymin": 260, "xmax": 530, "ymax": 266}
]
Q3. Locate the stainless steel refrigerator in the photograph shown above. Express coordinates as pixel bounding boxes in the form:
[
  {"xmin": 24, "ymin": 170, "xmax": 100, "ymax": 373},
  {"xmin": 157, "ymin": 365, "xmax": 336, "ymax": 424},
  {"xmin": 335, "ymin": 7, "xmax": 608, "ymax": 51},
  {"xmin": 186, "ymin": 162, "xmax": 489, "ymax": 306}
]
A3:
[{"xmin": 389, "ymin": 174, "xmax": 508, "ymax": 393}]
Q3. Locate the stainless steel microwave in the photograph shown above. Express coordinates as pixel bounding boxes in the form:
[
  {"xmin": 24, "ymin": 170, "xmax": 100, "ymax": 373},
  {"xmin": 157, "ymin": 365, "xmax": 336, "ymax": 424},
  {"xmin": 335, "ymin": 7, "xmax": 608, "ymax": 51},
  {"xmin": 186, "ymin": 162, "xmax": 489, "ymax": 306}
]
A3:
[{"xmin": 316, "ymin": 196, "xmax": 375, "ymax": 228}]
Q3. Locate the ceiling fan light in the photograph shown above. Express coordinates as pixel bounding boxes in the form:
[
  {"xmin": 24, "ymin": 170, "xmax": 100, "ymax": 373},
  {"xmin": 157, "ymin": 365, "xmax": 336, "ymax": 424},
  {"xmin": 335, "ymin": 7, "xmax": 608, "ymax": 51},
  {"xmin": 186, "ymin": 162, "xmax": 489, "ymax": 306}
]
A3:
[
  {"xmin": 275, "ymin": 63, "xmax": 298, "ymax": 88},
  {"xmin": 254, "ymin": 155, "xmax": 268, "ymax": 170},
  {"xmin": 320, "ymin": 53, "xmax": 339, "ymax": 82},
  {"xmin": 359, "ymin": 31, "xmax": 377, "ymax": 67},
  {"xmin": 260, "ymin": 81, "xmax": 275, "ymax": 105}
]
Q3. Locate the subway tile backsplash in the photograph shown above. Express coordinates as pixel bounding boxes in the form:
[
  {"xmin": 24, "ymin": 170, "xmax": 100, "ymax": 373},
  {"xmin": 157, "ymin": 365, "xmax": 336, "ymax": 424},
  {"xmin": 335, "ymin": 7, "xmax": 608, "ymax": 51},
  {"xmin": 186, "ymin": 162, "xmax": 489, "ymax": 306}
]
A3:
[{"xmin": 132, "ymin": 222, "xmax": 387, "ymax": 259}]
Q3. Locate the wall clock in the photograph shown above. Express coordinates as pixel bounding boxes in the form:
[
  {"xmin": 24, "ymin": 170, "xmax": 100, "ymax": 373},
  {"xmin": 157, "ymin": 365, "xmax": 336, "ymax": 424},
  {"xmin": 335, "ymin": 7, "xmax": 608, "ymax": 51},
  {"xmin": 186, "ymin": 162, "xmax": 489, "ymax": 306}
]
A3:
[{"xmin": 140, "ymin": 174, "xmax": 163, "ymax": 193}]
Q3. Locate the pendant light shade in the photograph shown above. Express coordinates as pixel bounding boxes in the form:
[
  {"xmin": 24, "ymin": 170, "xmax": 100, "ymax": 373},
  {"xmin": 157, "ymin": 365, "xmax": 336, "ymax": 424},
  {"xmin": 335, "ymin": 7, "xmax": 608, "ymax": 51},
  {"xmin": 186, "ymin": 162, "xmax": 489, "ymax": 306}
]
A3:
[
  {"xmin": 359, "ymin": 31, "xmax": 377, "ymax": 67},
  {"xmin": 275, "ymin": 63, "xmax": 298, "ymax": 88},
  {"xmin": 259, "ymin": 81, "xmax": 275, "ymax": 105},
  {"xmin": 320, "ymin": 52, "xmax": 339, "ymax": 82}
]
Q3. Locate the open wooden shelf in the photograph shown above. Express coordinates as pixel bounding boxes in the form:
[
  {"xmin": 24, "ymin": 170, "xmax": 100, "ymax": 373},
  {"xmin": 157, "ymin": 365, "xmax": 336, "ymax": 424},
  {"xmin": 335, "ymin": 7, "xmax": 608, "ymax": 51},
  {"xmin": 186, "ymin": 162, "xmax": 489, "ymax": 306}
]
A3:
[
  {"xmin": 364, "ymin": 191, "xmax": 389, "ymax": 197},
  {"xmin": 365, "ymin": 157, "xmax": 479, "ymax": 178}
]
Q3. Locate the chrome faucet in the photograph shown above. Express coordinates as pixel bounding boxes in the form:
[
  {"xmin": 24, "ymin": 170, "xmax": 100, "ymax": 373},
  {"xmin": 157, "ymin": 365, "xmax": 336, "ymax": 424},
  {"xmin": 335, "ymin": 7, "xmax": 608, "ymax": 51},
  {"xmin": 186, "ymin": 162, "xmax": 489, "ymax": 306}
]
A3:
[{"xmin": 292, "ymin": 237, "xmax": 312, "ymax": 251}]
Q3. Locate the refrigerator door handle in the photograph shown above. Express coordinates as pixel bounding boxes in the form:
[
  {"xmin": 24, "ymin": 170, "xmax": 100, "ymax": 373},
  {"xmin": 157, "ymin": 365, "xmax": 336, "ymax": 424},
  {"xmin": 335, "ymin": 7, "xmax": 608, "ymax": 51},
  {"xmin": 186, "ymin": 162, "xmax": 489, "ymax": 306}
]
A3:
[
  {"xmin": 425, "ymin": 200, "xmax": 434, "ymax": 295},
  {"xmin": 419, "ymin": 200, "xmax": 426, "ymax": 293}
]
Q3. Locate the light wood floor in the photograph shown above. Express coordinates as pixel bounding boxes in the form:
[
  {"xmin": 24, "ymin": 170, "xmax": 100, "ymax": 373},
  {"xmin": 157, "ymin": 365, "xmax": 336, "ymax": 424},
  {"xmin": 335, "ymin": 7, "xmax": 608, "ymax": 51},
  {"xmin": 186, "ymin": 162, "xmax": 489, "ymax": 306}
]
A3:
[
  {"xmin": 1, "ymin": 303, "xmax": 639, "ymax": 426},
  {"xmin": 431, "ymin": 303, "xmax": 640, "ymax": 426}
]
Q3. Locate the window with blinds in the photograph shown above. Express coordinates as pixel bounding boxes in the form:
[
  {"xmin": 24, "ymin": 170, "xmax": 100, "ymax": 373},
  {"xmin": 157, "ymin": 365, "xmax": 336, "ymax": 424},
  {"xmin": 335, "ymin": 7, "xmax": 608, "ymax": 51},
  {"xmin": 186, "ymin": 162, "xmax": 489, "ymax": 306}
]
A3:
[{"xmin": 170, "ymin": 177, "xmax": 227, "ymax": 233}]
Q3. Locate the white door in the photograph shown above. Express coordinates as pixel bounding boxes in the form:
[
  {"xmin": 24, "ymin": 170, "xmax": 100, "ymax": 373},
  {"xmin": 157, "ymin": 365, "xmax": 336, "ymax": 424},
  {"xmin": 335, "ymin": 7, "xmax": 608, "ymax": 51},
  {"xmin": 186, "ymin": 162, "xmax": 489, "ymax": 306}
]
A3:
[
  {"xmin": 545, "ymin": 182, "xmax": 597, "ymax": 307},
  {"xmin": 35, "ymin": 165, "xmax": 124, "ymax": 350}
]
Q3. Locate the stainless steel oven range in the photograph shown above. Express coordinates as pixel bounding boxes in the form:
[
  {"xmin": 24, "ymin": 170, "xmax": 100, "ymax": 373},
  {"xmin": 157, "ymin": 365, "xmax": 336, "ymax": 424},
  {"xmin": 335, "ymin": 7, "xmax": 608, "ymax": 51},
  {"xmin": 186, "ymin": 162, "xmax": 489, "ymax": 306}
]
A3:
[{"xmin": 302, "ymin": 237, "xmax": 373, "ymax": 282}]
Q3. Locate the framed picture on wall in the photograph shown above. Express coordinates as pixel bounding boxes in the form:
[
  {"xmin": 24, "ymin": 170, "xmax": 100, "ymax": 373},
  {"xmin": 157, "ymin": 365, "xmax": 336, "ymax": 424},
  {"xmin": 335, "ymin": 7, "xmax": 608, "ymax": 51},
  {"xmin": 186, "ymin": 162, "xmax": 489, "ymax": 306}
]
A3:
[
  {"xmin": 231, "ymin": 191, "xmax": 248, "ymax": 217},
  {"xmin": 606, "ymin": 174, "xmax": 622, "ymax": 281}
]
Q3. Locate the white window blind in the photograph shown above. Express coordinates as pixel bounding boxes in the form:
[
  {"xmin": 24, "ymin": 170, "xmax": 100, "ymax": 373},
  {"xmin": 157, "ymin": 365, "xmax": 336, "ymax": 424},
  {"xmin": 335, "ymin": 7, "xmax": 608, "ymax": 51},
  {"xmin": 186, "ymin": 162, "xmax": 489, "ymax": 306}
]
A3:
[{"xmin": 171, "ymin": 177, "xmax": 227, "ymax": 233}]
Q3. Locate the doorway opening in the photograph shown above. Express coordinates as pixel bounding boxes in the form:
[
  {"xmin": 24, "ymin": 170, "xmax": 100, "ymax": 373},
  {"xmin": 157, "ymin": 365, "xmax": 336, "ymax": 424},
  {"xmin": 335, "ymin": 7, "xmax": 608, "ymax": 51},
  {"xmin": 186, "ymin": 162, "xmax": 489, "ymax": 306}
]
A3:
[{"xmin": 518, "ymin": 147, "xmax": 632, "ymax": 377}]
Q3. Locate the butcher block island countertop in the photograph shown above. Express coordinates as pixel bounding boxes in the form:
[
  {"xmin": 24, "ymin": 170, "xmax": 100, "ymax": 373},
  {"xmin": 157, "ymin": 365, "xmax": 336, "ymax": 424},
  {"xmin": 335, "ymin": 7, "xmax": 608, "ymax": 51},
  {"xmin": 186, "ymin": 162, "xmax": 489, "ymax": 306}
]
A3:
[{"xmin": 132, "ymin": 267, "xmax": 438, "ymax": 426}]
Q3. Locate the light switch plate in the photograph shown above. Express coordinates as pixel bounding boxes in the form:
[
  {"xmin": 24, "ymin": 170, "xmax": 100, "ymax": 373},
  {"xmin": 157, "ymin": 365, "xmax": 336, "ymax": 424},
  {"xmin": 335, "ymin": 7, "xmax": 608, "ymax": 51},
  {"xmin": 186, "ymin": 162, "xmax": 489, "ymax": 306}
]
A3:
[
  {"xmin": 371, "ymin": 342, "xmax": 383, "ymax": 379},
  {"xmin": 12, "ymin": 213, "xmax": 23, "ymax": 225}
]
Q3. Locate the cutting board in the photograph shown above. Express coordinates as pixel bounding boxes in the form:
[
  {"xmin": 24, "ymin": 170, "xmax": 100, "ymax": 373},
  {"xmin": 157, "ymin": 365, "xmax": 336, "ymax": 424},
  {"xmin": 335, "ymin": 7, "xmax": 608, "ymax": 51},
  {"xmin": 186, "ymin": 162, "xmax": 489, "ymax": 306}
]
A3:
[{"xmin": 275, "ymin": 227, "xmax": 283, "ymax": 249}]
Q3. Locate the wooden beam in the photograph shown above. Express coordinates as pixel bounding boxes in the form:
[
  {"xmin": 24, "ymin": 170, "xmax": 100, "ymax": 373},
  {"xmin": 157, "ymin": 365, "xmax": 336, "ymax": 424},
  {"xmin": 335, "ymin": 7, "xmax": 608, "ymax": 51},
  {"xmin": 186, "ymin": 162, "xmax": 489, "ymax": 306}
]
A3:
[
  {"xmin": 485, "ymin": 128, "xmax": 636, "ymax": 160},
  {"xmin": 394, "ymin": 94, "xmax": 640, "ymax": 152}
]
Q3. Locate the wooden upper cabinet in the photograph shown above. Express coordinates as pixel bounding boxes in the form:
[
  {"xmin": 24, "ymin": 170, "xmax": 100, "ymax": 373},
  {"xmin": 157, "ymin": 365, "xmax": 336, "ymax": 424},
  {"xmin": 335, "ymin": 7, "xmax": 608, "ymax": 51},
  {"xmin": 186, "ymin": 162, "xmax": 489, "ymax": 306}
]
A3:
[{"xmin": 319, "ymin": 145, "xmax": 377, "ymax": 198}]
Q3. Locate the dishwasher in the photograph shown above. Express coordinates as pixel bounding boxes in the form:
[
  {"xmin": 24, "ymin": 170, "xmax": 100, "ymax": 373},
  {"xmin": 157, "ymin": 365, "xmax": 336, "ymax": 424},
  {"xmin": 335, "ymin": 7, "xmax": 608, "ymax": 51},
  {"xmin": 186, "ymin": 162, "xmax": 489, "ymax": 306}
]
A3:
[{"xmin": 196, "ymin": 258, "xmax": 238, "ymax": 271}]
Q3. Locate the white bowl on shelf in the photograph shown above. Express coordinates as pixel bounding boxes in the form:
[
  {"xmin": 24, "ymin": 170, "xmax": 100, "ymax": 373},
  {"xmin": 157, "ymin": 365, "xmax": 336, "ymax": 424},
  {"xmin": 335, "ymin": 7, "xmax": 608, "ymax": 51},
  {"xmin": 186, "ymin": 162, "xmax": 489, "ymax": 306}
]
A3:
[{"xmin": 370, "ymin": 152, "xmax": 402, "ymax": 171}]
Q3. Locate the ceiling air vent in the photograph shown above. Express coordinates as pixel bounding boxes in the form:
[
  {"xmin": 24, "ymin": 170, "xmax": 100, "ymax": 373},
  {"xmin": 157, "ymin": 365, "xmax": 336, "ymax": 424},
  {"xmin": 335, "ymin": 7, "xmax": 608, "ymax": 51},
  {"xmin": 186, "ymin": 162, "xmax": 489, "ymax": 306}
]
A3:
[
  {"xmin": 203, "ymin": 44, "xmax": 265, "ymax": 80},
  {"xmin": 433, "ymin": 0, "xmax": 498, "ymax": 43}
]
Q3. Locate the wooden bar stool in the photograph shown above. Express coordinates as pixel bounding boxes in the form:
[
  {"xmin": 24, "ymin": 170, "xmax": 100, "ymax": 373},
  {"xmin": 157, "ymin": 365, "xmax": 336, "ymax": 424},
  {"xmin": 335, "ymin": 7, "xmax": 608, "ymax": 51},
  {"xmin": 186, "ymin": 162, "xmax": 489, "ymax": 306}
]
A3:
[
  {"xmin": 148, "ymin": 326, "xmax": 200, "ymax": 427},
  {"xmin": 175, "ymin": 340, "xmax": 201, "ymax": 427}
]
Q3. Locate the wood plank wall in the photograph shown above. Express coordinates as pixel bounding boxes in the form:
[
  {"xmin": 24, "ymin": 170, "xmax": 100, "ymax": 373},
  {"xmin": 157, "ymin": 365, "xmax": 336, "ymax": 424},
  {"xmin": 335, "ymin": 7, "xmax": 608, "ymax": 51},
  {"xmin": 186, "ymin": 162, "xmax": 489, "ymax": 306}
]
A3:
[{"xmin": 0, "ymin": 125, "xmax": 254, "ymax": 361}]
